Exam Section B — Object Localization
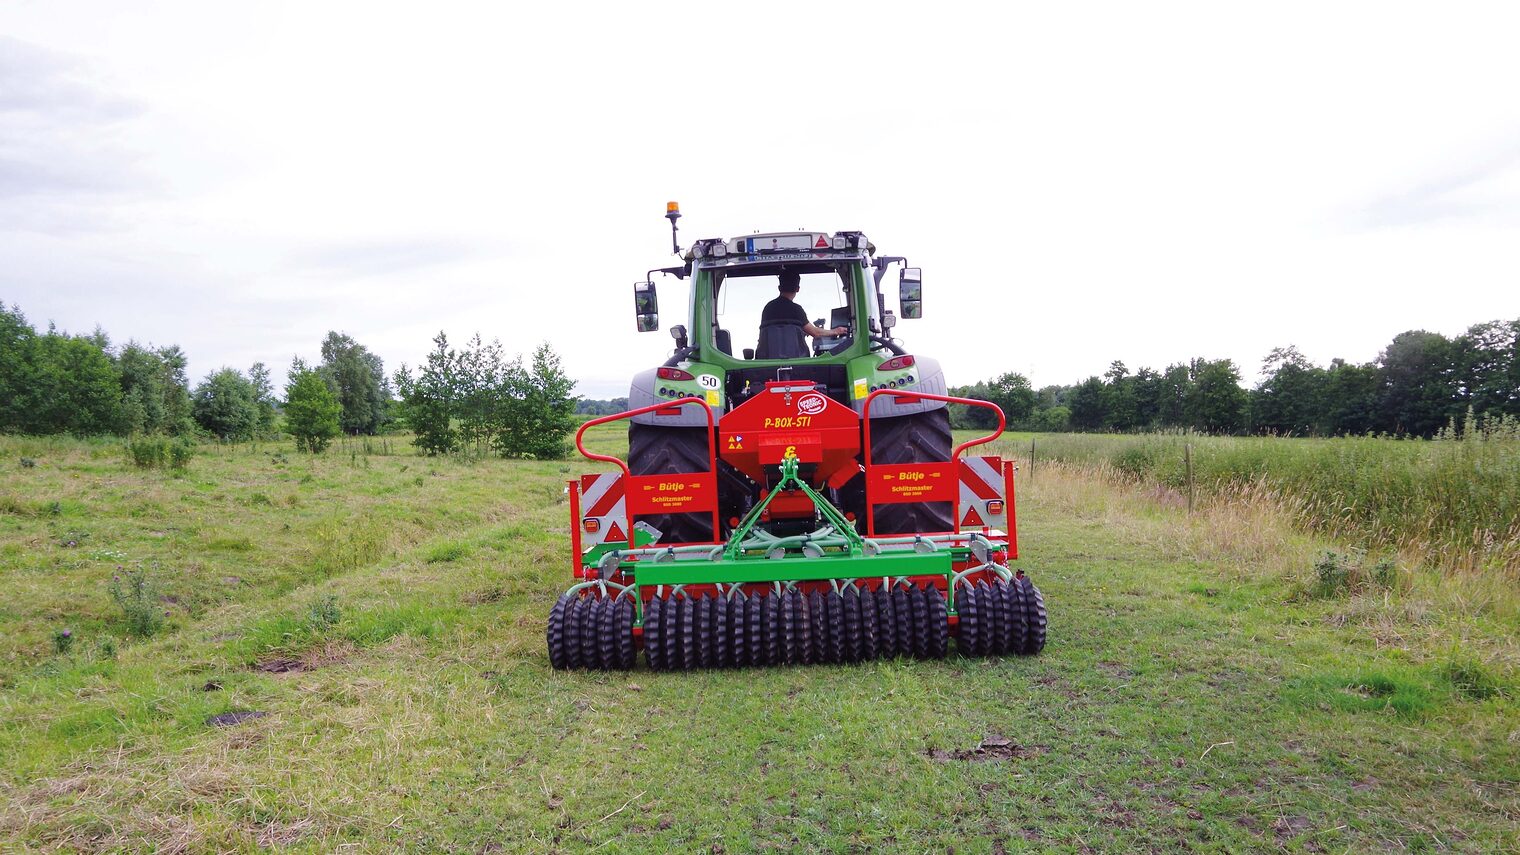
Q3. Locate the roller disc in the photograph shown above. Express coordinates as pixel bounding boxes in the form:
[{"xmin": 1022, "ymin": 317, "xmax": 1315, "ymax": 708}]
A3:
[
  {"xmin": 973, "ymin": 580, "xmax": 996, "ymax": 656},
  {"xmin": 746, "ymin": 593, "xmax": 764, "ymax": 667},
  {"xmin": 1005, "ymin": 577, "xmax": 1027, "ymax": 655},
  {"xmin": 858, "ymin": 587, "xmax": 879, "ymax": 661},
  {"xmin": 842, "ymin": 587, "xmax": 863, "ymax": 663},
  {"xmin": 679, "ymin": 597, "xmax": 698, "ymax": 670},
  {"xmin": 792, "ymin": 589, "xmax": 813, "ymax": 666},
  {"xmin": 662, "ymin": 593, "xmax": 683, "ymax": 671},
  {"xmin": 988, "ymin": 579, "xmax": 1012, "ymax": 656},
  {"xmin": 955, "ymin": 583, "xmax": 979, "ymax": 658},
  {"xmin": 1019, "ymin": 576, "xmax": 1047, "ymax": 655},
  {"xmin": 547, "ymin": 593, "xmax": 572, "ymax": 670},
  {"xmin": 825, "ymin": 591, "xmax": 845, "ymax": 664},
  {"xmin": 908, "ymin": 585, "xmax": 930, "ymax": 659},
  {"xmin": 924, "ymin": 586, "xmax": 949, "ymax": 659},
  {"xmin": 778, "ymin": 590, "xmax": 797, "ymax": 665},
  {"xmin": 616, "ymin": 597, "xmax": 636, "ymax": 669},
  {"xmin": 807, "ymin": 591, "xmax": 827, "ymax": 665},
  {"xmin": 597, "ymin": 597, "xmax": 619, "ymax": 669},
  {"xmin": 731, "ymin": 593, "xmax": 748, "ymax": 668},
  {"xmin": 699, "ymin": 595, "xmax": 718, "ymax": 669},
  {"xmin": 644, "ymin": 596, "xmax": 665, "ymax": 671},
  {"xmin": 876, "ymin": 587, "xmax": 897, "ymax": 658},
  {"xmin": 714, "ymin": 594, "xmax": 730, "ymax": 668},
  {"xmin": 763, "ymin": 594, "xmax": 782, "ymax": 666},
  {"xmin": 892, "ymin": 586, "xmax": 912, "ymax": 659},
  {"xmin": 582, "ymin": 598, "xmax": 604, "ymax": 668},
  {"xmin": 564, "ymin": 595, "xmax": 586, "ymax": 670}
]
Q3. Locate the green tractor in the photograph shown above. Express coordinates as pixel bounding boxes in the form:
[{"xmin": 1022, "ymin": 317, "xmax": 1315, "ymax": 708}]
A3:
[
  {"xmin": 626, "ymin": 203, "xmax": 954, "ymax": 543},
  {"xmin": 547, "ymin": 204, "xmax": 1045, "ymax": 671}
]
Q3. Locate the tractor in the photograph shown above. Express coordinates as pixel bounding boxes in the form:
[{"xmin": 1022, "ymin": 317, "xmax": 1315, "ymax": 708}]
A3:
[{"xmin": 547, "ymin": 204, "xmax": 1046, "ymax": 670}]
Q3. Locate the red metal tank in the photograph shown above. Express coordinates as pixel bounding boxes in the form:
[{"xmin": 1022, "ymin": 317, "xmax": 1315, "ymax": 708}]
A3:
[{"xmin": 718, "ymin": 381, "xmax": 860, "ymax": 490}]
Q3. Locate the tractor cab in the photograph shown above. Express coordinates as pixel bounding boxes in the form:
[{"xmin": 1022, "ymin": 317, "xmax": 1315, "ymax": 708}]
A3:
[{"xmin": 629, "ymin": 223, "xmax": 929, "ymax": 414}]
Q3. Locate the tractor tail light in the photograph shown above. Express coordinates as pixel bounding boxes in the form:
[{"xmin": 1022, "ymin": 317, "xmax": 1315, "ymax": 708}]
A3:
[
  {"xmin": 583, "ymin": 519, "xmax": 600, "ymax": 533},
  {"xmin": 880, "ymin": 355, "xmax": 916, "ymax": 372},
  {"xmin": 657, "ymin": 367, "xmax": 694, "ymax": 381},
  {"xmin": 986, "ymin": 500, "xmax": 1003, "ymax": 515}
]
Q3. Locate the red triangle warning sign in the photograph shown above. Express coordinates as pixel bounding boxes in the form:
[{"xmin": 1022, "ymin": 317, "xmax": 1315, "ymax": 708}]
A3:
[
  {"xmin": 604, "ymin": 521, "xmax": 625, "ymax": 542},
  {"xmin": 961, "ymin": 506, "xmax": 985, "ymax": 529},
  {"xmin": 815, "ymin": 235, "xmax": 829, "ymax": 248}
]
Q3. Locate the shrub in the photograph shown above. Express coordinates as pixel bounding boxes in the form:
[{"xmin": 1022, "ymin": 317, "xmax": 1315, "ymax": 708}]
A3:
[
  {"xmin": 126, "ymin": 436, "xmax": 194, "ymax": 470},
  {"xmin": 108, "ymin": 568, "xmax": 166, "ymax": 637},
  {"xmin": 1312, "ymin": 549, "xmax": 1398, "ymax": 597},
  {"xmin": 53, "ymin": 628, "xmax": 73, "ymax": 654},
  {"xmin": 307, "ymin": 595, "xmax": 343, "ymax": 630}
]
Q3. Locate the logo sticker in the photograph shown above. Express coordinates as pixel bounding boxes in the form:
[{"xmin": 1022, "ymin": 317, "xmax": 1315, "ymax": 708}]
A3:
[
  {"xmin": 797, "ymin": 393, "xmax": 827, "ymax": 416},
  {"xmin": 852, "ymin": 378, "xmax": 868, "ymax": 400},
  {"xmin": 705, "ymin": 390, "xmax": 722, "ymax": 406}
]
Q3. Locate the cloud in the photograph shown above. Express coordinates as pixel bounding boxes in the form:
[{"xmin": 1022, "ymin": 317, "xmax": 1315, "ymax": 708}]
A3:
[
  {"xmin": 282, "ymin": 236, "xmax": 488, "ymax": 277},
  {"xmin": 1359, "ymin": 140, "xmax": 1520, "ymax": 229},
  {"xmin": 0, "ymin": 36, "xmax": 145, "ymax": 225}
]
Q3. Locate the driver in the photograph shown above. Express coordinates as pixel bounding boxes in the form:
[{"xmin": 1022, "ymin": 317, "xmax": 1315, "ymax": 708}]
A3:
[{"xmin": 756, "ymin": 271, "xmax": 848, "ymax": 359}]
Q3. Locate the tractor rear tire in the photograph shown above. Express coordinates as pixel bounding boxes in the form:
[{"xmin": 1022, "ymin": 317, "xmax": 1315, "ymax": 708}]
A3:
[
  {"xmin": 627, "ymin": 423, "xmax": 716, "ymax": 544},
  {"xmin": 868, "ymin": 408, "xmax": 955, "ymax": 535}
]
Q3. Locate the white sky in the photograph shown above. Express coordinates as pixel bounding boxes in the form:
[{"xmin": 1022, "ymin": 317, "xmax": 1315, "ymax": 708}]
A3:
[{"xmin": 3, "ymin": 1, "xmax": 1518, "ymax": 398}]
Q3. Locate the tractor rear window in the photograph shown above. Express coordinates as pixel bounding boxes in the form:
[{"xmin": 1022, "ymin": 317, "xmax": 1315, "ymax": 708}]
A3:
[{"xmin": 713, "ymin": 266, "xmax": 851, "ymax": 360}]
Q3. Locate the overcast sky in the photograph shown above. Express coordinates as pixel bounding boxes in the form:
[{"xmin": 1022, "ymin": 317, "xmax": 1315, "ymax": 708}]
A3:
[{"xmin": 3, "ymin": 2, "xmax": 1518, "ymax": 398}]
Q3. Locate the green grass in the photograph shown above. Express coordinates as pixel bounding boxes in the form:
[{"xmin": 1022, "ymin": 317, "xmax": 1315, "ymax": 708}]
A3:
[
  {"xmin": 0, "ymin": 428, "xmax": 1515, "ymax": 851},
  {"xmin": 1008, "ymin": 426, "xmax": 1520, "ymax": 576}
]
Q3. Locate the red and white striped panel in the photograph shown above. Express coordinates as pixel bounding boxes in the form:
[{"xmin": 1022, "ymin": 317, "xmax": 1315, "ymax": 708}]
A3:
[
  {"xmin": 578, "ymin": 473, "xmax": 628, "ymax": 546},
  {"xmin": 957, "ymin": 456, "xmax": 1008, "ymax": 532}
]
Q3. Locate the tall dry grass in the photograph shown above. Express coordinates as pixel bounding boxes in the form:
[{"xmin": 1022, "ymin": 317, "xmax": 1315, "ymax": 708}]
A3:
[{"xmin": 1004, "ymin": 418, "xmax": 1520, "ymax": 577}]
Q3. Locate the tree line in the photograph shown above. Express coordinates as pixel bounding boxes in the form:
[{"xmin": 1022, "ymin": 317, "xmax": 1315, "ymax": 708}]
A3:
[
  {"xmin": 1, "ymin": 301, "xmax": 577, "ymax": 456},
  {"xmin": 951, "ymin": 317, "xmax": 1520, "ymax": 437}
]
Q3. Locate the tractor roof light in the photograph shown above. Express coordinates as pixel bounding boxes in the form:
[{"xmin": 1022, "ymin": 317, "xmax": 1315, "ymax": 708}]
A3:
[
  {"xmin": 880, "ymin": 355, "xmax": 916, "ymax": 372},
  {"xmin": 832, "ymin": 235, "xmax": 848, "ymax": 250}
]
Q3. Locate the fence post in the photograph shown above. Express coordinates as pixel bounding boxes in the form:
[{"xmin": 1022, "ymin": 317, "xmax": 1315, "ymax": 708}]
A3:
[
  {"xmin": 1185, "ymin": 442, "xmax": 1195, "ymax": 515},
  {"xmin": 1029, "ymin": 437, "xmax": 1036, "ymax": 482}
]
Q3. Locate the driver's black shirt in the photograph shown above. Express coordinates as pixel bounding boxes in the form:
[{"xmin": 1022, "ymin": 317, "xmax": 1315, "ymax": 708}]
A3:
[{"xmin": 760, "ymin": 295, "xmax": 808, "ymax": 329}]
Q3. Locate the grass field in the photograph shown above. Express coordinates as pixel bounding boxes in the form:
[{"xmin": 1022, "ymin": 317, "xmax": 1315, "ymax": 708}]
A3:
[{"xmin": 1, "ymin": 429, "xmax": 1517, "ymax": 852}]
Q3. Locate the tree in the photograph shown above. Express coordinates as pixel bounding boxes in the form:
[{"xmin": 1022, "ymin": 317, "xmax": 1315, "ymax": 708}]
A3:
[
  {"xmin": 248, "ymin": 361, "xmax": 278, "ymax": 436},
  {"xmin": 1375, "ymin": 330, "xmax": 1458, "ymax": 436},
  {"xmin": 318, "ymin": 331, "xmax": 389, "ymax": 435},
  {"xmin": 285, "ymin": 360, "xmax": 342, "ymax": 452},
  {"xmin": 493, "ymin": 343, "xmax": 577, "ymax": 459},
  {"xmin": 394, "ymin": 332, "xmax": 460, "ymax": 456},
  {"xmin": 192, "ymin": 368, "xmax": 259, "ymax": 440},
  {"xmin": 1101, "ymin": 361, "xmax": 1138, "ymax": 431},
  {"xmin": 1185, "ymin": 358, "xmax": 1248, "ymax": 433},
  {"xmin": 1068, "ymin": 376, "xmax": 1107, "ymax": 431},
  {"xmin": 1252, "ymin": 345, "xmax": 1326, "ymax": 436},
  {"xmin": 1318, "ymin": 359, "xmax": 1380, "ymax": 435},
  {"xmin": 1131, "ymin": 367, "xmax": 1163, "ymax": 429}
]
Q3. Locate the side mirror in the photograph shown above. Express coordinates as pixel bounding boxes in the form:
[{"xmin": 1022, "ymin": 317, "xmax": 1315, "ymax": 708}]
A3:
[
  {"xmin": 634, "ymin": 281, "xmax": 659, "ymax": 332},
  {"xmin": 881, "ymin": 310, "xmax": 897, "ymax": 330},
  {"xmin": 899, "ymin": 268, "xmax": 922, "ymax": 318}
]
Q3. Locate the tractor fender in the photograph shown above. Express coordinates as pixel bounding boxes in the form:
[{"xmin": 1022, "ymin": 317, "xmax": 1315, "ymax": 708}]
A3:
[
  {"xmin": 627, "ymin": 367, "xmax": 719, "ymax": 426},
  {"xmin": 854, "ymin": 355, "xmax": 949, "ymax": 418}
]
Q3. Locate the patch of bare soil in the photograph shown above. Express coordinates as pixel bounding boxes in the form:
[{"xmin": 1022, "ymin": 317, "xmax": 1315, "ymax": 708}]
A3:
[{"xmin": 926, "ymin": 735, "xmax": 1048, "ymax": 762}]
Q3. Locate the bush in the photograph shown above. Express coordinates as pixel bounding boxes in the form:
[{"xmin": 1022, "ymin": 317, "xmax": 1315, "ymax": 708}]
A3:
[
  {"xmin": 126, "ymin": 436, "xmax": 194, "ymax": 470},
  {"xmin": 1312, "ymin": 549, "xmax": 1398, "ymax": 597},
  {"xmin": 107, "ymin": 568, "xmax": 166, "ymax": 637},
  {"xmin": 53, "ymin": 628, "xmax": 73, "ymax": 655}
]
